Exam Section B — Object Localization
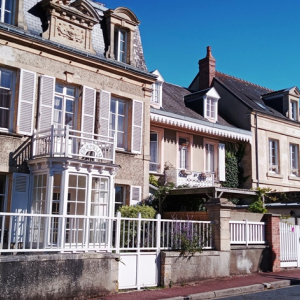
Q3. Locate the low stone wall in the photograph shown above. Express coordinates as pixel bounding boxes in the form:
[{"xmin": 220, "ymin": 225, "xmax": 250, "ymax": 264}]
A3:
[
  {"xmin": 230, "ymin": 245, "xmax": 269, "ymax": 274},
  {"xmin": 161, "ymin": 251, "xmax": 230, "ymax": 286},
  {"xmin": 0, "ymin": 252, "xmax": 119, "ymax": 300}
]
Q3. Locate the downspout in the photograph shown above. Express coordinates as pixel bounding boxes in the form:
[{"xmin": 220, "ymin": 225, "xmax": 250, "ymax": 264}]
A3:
[{"xmin": 255, "ymin": 113, "xmax": 259, "ymax": 187}]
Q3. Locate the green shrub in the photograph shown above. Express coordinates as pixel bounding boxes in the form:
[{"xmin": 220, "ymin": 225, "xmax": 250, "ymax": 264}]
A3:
[{"xmin": 118, "ymin": 205, "xmax": 157, "ymax": 219}]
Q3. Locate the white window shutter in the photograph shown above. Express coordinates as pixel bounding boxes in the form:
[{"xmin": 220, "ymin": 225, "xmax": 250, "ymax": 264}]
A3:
[
  {"xmin": 130, "ymin": 186, "xmax": 141, "ymax": 206},
  {"xmin": 38, "ymin": 75, "xmax": 55, "ymax": 131},
  {"xmin": 81, "ymin": 86, "xmax": 96, "ymax": 137},
  {"xmin": 17, "ymin": 69, "xmax": 36, "ymax": 135},
  {"xmin": 131, "ymin": 100, "xmax": 143, "ymax": 154},
  {"xmin": 11, "ymin": 173, "xmax": 30, "ymax": 213},
  {"xmin": 99, "ymin": 90, "xmax": 111, "ymax": 137},
  {"xmin": 218, "ymin": 143, "xmax": 226, "ymax": 181}
]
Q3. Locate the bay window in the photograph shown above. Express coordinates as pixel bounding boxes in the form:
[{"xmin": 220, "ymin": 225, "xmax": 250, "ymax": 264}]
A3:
[
  {"xmin": 290, "ymin": 144, "xmax": 299, "ymax": 176},
  {"xmin": 269, "ymin": 139, "xmax": 279, "ymax": 173}
]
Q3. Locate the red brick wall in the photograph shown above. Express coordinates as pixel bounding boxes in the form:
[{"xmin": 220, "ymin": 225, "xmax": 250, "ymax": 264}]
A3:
[{"xmin": 263, "ymin": 214, "xmax": 281, "ymax": 272}]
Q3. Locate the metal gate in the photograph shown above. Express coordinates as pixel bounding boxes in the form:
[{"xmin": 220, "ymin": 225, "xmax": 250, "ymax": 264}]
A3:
[
  {"xmin": 115, "ymin": 213, "xmax": 213, "ymax": 289},
  {"xmin": 280, "ymin": 222, "xmax": 300, "ymax": 267}
]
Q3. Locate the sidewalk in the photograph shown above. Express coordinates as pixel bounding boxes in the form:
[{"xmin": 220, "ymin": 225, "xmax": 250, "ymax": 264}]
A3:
[{"xmin": 95, "ymin": 269, "xmax": 300, "ymax": 300}]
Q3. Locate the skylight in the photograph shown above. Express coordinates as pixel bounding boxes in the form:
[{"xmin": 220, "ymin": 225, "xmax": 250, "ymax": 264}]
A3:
[{"xmin": 254, "ymin": 101, "xmax": 268, "ymax": 111}]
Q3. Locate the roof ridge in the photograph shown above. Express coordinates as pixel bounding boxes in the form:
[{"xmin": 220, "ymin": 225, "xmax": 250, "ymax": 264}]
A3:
[{"xmin": 215, "ymin": 71, "xmax": 273, "ymax": 92}]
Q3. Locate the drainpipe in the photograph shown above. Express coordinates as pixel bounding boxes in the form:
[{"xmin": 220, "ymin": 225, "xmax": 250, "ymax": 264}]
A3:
[{"xmin": 255, "ymin": 113, "xmax": 259, "ymax": 187}]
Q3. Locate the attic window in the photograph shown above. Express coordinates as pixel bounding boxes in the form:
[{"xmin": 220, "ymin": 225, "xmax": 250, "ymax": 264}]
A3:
[
  {"xmin": 114, "ymin": 28, "xmax": 127, "ymax": 63},
  {"xmin": 204, "ymin": 96, "xmax": 218, "ymax": 121},
  {"xmin": 290, "ymin": 100, "xmax": 298, "ymax": 121}
]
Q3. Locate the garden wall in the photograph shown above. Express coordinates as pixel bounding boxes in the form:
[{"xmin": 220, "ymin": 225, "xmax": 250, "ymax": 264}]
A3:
[{"xmin": 0, "ymin": 253, "xmax": 119, "ymax": 300}]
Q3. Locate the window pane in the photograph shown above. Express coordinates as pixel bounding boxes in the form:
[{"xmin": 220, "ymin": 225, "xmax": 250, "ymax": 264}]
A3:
[
  {"xmin": 66, "ymin": 86, "xmax": 75, "ymax": 97},
  {"xmin": 54, "ymin": 96, "xmax": 62, "ymax": 110},
  {"xmin": 78, "ymin": 175, "xmax": 86, "ymax": 188},
  {"xmin": 118, "ymin": 101, "xmax": 125, "ymax": 115},
  {"xmin": 117, "ymin": 132, "xmax": 124, "ymax": 148},
  {"xmin": 110, "ymin": 99, "xmax": 116, "ymax": 113},
  {"xmin": 1, "ymin": 70, "xmax": 12, "ymax": 88},
  {"xmin": 66, "ymin": 99, "xmax": 74, "ymax": 113},
  {"xmin": 69, "ymin": 175, "xmax": 77, "ymax": 187},
  {"xmin": 5, "ymin": 0, "xmax": 13, "ymax": 10},
  {"xmin": 117, "ymin": 115, "xmax": 125, "ymax": 131},
  {"xmin": 55, "ymin": 83, "xmax": 64, "ymax": 94},
  {"xmin": 65, "ymin": 113, "xmax": 73, "ymax": 126},
  {"xmin": 0, "ymin": 109, "xmax": 9, "ymax": 128}
]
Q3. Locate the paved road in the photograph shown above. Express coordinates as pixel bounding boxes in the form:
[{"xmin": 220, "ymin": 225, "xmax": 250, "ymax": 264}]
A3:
[{"xmin": 218, "ymin": 285, "xmax": 300, "ymax": 299}]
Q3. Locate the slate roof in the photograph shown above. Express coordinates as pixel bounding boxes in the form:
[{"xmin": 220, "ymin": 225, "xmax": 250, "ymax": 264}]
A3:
[
  {"xmin": 158, "ymin": 82, "xmax": 235, "ymax": 127},
  {"xmin": 214, "ymin": 72, "xmax": 290, "ymax": 119},
  {"xmin": 22, "ymin": 0, "xmax": 148, "ymax": 72}
]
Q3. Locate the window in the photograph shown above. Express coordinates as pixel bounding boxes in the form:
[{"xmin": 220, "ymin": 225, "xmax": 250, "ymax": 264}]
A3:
[
  {"xmin": 115, "ymin": 185, "xmax": 126, "ymax": 214},
  {"xmin": 0, "ymin": 174, "xmax": 6, "ymax": 212},
  {"xmin": 150, "ymin": 132, "xmax": 159, "ymax": 172},
  {"xmin": 114, "ymin": 29, "xmax": 127, "ymax": 63},
  {"xmin": 151, "ymin": 82, "xmax": 161, "ymax": 104},
  {"xmin": 269, "ymin": 139, "xmax": 279, "ymax": 173},
  {"xmin": 205, "ymin": 143, "xmax": 215, "ymax": 173},
  {"xmin": 0, "ymin": 68, "xmax": 13, "ymax": 130},
  {"xmin": 32, "ymin": 174, "xmax": 47, "ymax": 214},
  {"xmin": 290, "ymin": 144, "xmax": 299, "ymax": 176},
  {"xmin": 291, "ymin": 101, "xmax": 298, "ymax": 121},
  {"xmin": 206, "ymin": 97, "xmax": 215, "ymax": 119},
  {"xmin": 110, "ymin": 98, "xmax": 127, "ymax": 149},
  {"xmin": 90, "ymin": 177, "xmax": 109, "ymax": 217},
  {"xmin": 54, "ymin": 83, "xmax": 76, "ymax": 129},
  {"xmin": 0, "ymin": 0, "xmax": 14, "ymax": 24},
  {"xmin": 179, "ymin": 138, "xmax": 189, "ymax": 169}
]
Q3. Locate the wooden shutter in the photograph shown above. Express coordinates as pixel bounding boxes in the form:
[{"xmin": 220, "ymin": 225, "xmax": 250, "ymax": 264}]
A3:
[
  {"xmin": 130, "ymin": 186, "xmax": 141, "ymax": 206},
  {"xmin": 218, "ymin": 143, "xmax": 226, "ymax": 181},
  {"xmin": 81, "ymin": 86, "xmax": 96, "ymax": 137},
  {"xmin": 17, "ymin": 69, "xmax": 36, "ymax": 135},
  {"xmin": 99, "ymin": 90, "xmax": 111, "ymax": 137},
  {"xmin": 11, "ymin": 173, "xmax": 30, "ymax": 213},
  {"xmin": 131, "ymin": 100, "xmax": 143, "ymax": 154},
  {"xmin": 38, "ymin": 75, "xmax": 55, "ymax": 131}
]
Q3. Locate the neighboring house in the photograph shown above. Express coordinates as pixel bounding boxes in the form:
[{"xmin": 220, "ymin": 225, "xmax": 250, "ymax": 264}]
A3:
[
  {"xmin": 0, "ymin": 0, "xmax": 155, "ymax": 244},
  {"xmin": 190, "ymin": 46, "xmax": 300, "ymax": 192},
  {"xmin": 149, "ymin": 70, "xmax": 252, "ymax": 188}
]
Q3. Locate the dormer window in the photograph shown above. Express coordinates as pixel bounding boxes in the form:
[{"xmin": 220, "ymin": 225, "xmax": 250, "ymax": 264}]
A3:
[
  {"xmin": 204, "ymin": 94, "xmax": 218, "ymax": 122},
  {"xmin": 114, "ymin": 28, "xmax": 127, "ymax": 63},
  {"xmin": 290, "ymin": 100, "xmax": 298, "ymax": 121},
  {"xmin": 0, "ymin": 0, "xmax": 14, "ymax": 24},
  {"xmin": 150, "ymin": 70, "xmax": 164, "ymax": 107}
]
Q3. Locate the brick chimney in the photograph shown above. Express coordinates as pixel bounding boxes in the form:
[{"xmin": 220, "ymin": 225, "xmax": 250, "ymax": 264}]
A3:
[{"xmin": 198, "ymin": 46, "xmax": 216, "ymax": 90}]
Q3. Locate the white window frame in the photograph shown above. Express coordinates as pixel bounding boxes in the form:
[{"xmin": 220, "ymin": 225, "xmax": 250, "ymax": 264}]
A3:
[
  {"xmin": 0, "ymin": 0, "xmax": 15, "ymax": 24},
  {"xmin": 204, "ymin": 139, "xmax": 218, "ymax": 175},
  {"xmin": 269, "ymin": 139, "xmax": 279, "ymax": 173},
  {"xmin": 177, "ymin": 133, "xmax": 193, "ymax": 171},
  {"xmin": 205, "ymin": 143, "xmax": 215, "ymax": 173},
  {"xmin": 290, "ymin": 100, "xmax": 298, "ymax": 121},
  {"xmin": 151, "ymin": 82, "xmax": 163, "ymax": 106},
  {"xmin": 0, "ymin": 68, "xmax": 15, "ymax": 132},
  {"xmin": 53, "ymin": 83, "xmax": 77, "ymax": 129},
  {"xmin": 150, "ymin": 127, "xmax": 164, "ymax": 174},
  {"xmin": 290, "ymin": 143, "xmax": 299, "ymax": 176},
  {"xmin": 204, "ymin": 97, "xmax": 218, "ymax": 121},
  {"xmin": 110, "ymin": 97, "xmax": 128, "ymax": 150},
  {"xmin": 115, "ymin": 28, "xmax": 127, "ymax": 63}
]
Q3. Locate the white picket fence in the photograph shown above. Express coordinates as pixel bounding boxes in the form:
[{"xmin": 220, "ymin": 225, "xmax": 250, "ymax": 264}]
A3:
[
  {"xmin": 229, "ymin": 220, "xmax": 266, "ymax": 245},
  {"xmin": 0, "ymin": 212, "xmax": 213, "ymax": 254},
  {"xmin": 280, "ymin": 222, "xmax": 300, "ymax": 267}
]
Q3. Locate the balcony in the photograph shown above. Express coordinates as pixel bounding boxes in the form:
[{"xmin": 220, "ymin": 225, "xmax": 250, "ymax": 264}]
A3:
[
  {"xmin": 165, "ymin": 168, "xmax": 215, "ymax": 188},
  {"xmin": 32, "ymin": 125, "xmax": 115, "ymax": 163}
]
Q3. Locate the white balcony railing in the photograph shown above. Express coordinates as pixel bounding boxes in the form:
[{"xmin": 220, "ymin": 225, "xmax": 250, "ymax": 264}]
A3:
[
  {"xmin": 32, "ymin": 125, "xmax": 115, "ymax": 163},
  {"xmin": 165, "ymin": 168, "xmax": 214, "ymax": 188}
]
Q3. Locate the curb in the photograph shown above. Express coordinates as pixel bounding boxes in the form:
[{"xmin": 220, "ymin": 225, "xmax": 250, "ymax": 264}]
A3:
[{"xmin": 161, "ymin": 279, "xmax": 299, "ymax": 300}]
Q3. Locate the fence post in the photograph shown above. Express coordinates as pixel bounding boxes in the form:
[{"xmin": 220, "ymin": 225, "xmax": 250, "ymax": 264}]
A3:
[
  {"xmin": 115, "ymin": 212, "xmax": 121, "ymax": 254},
  {"xmin": 50, "ymin": 125, "xmax": 54, "ymax": 157},
  {"xmin": 263, "ymin": 213, "xmax": 281, "ymax": 272},
  {"xmin": 136, "ymin": 213, "xmax": 142, "ymax": 290},
  {"xmin": 245, "ymin": 219, "xmax": 249, "ymax": 247},
  {"xmin": 206, "ymin": 198, "xmax": 234, "ymax": 251}
]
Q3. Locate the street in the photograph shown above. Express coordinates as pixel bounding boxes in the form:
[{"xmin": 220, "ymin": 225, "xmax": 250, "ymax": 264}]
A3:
[{"xmin": 218, "ymin": 285, "xmax": 300, "ymax": 299}]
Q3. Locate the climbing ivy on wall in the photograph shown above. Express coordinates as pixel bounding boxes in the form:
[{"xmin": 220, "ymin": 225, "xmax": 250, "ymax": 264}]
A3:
[{"xmin": 221, "ymin": 143, "xmax": 249, "ymax": 189}]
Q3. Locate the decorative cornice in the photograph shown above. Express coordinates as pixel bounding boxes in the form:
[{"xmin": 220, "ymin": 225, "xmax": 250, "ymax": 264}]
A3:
[{"xmin": 150, "ymin": 112, "xmax": 252, "ymax": 142}]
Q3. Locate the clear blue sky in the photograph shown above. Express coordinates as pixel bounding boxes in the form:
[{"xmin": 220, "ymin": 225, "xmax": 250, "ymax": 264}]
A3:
[{"xmin": 98, "ymin": 0, "xmax": 300, "ymax": 90}]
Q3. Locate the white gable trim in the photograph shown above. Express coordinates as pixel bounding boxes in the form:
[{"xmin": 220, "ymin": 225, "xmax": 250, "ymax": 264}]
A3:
[
  {"xmin": 150, "ymin": 113, "xmax": 252, "ymax": 142},
  {"xmin": 206, "ymin": 87, "xmax": 220, "ymax": 99}
]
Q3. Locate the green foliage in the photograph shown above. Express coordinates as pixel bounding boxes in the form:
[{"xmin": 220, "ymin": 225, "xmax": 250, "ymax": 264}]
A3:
[
  {"xmin": 221, "ymin": 143, "xmax": 250, "ymax": 190},
  {"xmin": 118, "ymin": 205, "xmax": 157, "ymax": 219},
  {"xmin": 247, "ymin": 187, "xmax": 274, "ymax": 214},
  {"xmin": 149, "ymin": 174, "xmax": 159, "ymax": 187}
]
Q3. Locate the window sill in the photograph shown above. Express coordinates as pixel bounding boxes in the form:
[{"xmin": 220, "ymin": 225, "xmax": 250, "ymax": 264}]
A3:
[
  {"xmin": 116, "ymin": 149, "xmax": 139, "ymax": 156},
  {"xmin": 288, "ymin": 175, "xmax": 300, "ymax": 181},
  {"xmin": 267, "ymin": 172, "xmax": 283, "ymax": 179},
  {"xmin": 149, "ymin": 171, "xmax": 164, "ymax": 176},
  {"xmin": 0, "ymin": 130, "xmax": 23, "ymax": 138}
]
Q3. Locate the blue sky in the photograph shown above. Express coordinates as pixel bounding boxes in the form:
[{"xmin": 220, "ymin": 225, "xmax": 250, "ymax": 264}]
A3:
[{"xmin": 99, "ymin": 0, "xmax": 300, "ymax": 90}]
